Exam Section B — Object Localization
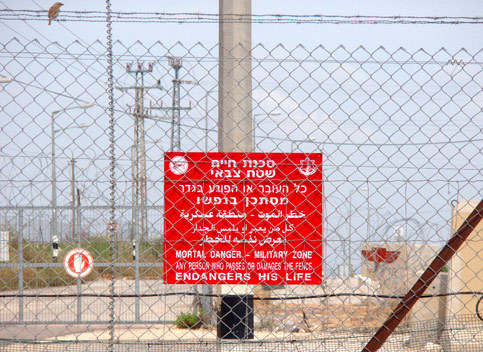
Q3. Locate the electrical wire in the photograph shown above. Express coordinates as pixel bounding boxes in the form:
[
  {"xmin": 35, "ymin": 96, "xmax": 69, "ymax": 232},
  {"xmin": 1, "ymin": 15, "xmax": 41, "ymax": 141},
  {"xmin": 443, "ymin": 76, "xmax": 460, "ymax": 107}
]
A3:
[{"xmin": 1, "ymin": 51, "xmax": 479, "ymax": 66}]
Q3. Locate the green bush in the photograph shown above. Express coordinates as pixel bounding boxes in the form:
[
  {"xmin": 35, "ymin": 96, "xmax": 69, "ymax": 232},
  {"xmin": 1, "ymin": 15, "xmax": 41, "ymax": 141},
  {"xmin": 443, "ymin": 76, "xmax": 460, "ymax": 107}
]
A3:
[{"xmin": 175, "ymin": 311, "xmax": 202, "ymax": 329}]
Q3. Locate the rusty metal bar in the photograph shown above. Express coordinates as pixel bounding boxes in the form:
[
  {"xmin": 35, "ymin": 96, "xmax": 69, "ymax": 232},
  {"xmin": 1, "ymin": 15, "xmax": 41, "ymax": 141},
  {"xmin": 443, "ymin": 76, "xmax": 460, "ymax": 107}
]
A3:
[{"xmin": 362, "ymin": 198, "xmax": 483, "ymax": 352}]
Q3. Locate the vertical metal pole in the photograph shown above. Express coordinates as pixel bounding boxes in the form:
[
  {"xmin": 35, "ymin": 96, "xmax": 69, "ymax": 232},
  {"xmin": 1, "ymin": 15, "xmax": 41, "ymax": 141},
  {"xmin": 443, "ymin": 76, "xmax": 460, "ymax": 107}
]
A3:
[
  {"xmin": 366, "ymin": 184, "xmax": 370, "ymax": 275},
  {"xmin": 205, "ymin": 92, "xmax": 209, "ymax": 152},
  {"xmin": 170, "ymin": 60, "xmax": 182, "ymax": 152},
  {"xmin": 76, "ymin": 188, "xmax": 81, "ymax": 242},
  {"xmin": 139, "ymin": 72, "xmax": 147, "ymax": 241},
  {"xmin": 51, "ymin": 112, "xmax": 57, "ymax": 249},
  {"xmin": 71, "ymin": 157, "xmax": 82, "ymax": 321},
  {"xmin": 135, "ymin": 225, "xmax": 140, "ymax": 322},
  {"xmin": 404, "ymin": 181, "xmax": 408, "ymax": 243},
  {"xmin": 71, "ymin": 158, "xmax": 76, "ymax": 240},
  {"xmin": 76, "ymin": 269, "xmax": 82, "ymax": 321},
  {"xmin": 27, "ymin": 214, "xmax": 31, "ymax": 240},
  {"xmin": 130, "ymin": 146, "xmax": 136, "ymax": 243},
  {"xmin": 18, "ymin": 209, "xmax": 24, "ymax": 322},
  {"xmin": 170, "ymin": 64, "xmax": 176, "ymax": 151},
  {"xmin": 348, "ymin": 193, "xmax": 352, "ymax": 276},
  {"xmin": 175, "ymin": 68, "xmax": 181, "ymax": 152},
  {"xmin": 436, "ymin": 272, "xmax": 448, "ymax": 345},
  {"xmin": 135, "ymin": 73, "xmax": 141, "ymax": 244},
  {"xmin": 133, "ymin": 73, "xmax": 140, "ymax": 244},
  {"xmin": 322, "ymin": 160, "xmax": 326, "ymax": 280}
]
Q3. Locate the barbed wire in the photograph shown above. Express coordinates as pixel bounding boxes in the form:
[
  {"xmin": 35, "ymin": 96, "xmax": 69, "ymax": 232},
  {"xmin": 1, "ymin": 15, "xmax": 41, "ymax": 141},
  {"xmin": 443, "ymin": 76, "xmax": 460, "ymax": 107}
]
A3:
[{"xmin": 0, "ymin": 10, "xmax": 482, "ymax": 24}]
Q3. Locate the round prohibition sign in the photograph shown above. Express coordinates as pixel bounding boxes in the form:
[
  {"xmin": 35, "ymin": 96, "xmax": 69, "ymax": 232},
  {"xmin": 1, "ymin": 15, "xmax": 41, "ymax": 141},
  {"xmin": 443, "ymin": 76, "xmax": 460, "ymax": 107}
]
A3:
[{"xmin": 64, "ymin": 248, "xmax": 94, "ymax": 279}]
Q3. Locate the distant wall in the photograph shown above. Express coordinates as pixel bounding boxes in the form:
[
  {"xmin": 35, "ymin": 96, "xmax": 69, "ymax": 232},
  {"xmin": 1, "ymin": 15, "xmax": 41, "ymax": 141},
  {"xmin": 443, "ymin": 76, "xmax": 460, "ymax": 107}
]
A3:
[{"xmin": 446, "ymin": 200, "xmax": 483, "ymax": 319}]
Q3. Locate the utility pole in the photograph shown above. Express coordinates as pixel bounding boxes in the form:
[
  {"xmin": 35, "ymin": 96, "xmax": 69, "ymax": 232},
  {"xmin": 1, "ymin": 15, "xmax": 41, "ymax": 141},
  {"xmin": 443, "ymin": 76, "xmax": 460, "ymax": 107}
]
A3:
[
  {"xmin": 218, "ymin": 0, "xmax": 252, "ymax": 152},
  {"xmin": 116, "ymin": 62, "xmax": 160, "ymax": 242},
  {"xmin": 169, "ymin": 57, "xmax": 182, "ymax": 152},
  {"xmin": 151, "ymin": 57, "xmax": 195, "ymax": 152},
  {"xmin": 150, "ymin": 57, "xmax": 195, "ymax": 151},
  {"xmin": 216, "ymin": 0, "xmax": 253, "ymax": 335}
]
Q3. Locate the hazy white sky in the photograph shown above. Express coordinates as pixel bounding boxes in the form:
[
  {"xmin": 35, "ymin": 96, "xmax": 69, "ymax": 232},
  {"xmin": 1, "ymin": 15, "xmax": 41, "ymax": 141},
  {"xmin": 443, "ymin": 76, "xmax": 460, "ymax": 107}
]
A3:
[
  {"xmin": 1, "ymin": 1, "xmax": 481, "ymax": 256},
  {"xmin": 1, "ymin": 0, "xmax": 482, "ymax": 52}
]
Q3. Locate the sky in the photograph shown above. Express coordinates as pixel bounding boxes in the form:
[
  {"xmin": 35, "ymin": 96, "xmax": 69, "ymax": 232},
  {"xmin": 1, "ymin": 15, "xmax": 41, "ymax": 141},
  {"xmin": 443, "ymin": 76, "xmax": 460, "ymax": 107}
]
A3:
[
  {"xmin": 1, "ymin": 1, "xmax": 481, "ymax": 260},
  {"xmin": 1, "ymin": 0, "xmax": 482, "ymax": 53}
]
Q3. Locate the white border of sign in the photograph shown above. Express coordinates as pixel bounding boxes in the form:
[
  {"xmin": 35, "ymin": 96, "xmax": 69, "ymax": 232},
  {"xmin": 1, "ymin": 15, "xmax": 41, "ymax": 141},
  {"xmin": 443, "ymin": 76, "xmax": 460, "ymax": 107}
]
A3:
[{"xmin": 64, "ymin": 248, "xmax": 94, "ymax": 279}]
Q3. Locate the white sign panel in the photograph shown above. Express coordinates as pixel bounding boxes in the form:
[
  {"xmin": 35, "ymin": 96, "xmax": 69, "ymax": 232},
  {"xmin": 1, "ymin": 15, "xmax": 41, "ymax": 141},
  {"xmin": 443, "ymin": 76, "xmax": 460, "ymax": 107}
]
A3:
[{"xmin": 0, "ymin": 231, "xmax": 8, "ymax": 262}]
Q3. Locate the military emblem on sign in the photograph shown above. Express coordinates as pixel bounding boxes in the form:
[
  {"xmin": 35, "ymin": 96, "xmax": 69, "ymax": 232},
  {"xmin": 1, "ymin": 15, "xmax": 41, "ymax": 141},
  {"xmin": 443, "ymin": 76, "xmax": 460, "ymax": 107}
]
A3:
[
  {"xmin": 298, "ymin": 157, "xmax": 317, "ymax": 176},
  {"xmin": 169, "ymin": 156, "xmax": 189, "ymax": 175}
]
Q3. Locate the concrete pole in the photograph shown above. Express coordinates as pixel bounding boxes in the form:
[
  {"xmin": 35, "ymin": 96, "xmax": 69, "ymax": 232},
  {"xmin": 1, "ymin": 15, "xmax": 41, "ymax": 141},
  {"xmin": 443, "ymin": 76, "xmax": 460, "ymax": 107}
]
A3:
[
  {"xmin": 218, "ymin": 0, "xmax": 252, "ymax": 152},
  {"xmin": 216, "ymin": 0, "xmax": 254, "ymax": 336}
]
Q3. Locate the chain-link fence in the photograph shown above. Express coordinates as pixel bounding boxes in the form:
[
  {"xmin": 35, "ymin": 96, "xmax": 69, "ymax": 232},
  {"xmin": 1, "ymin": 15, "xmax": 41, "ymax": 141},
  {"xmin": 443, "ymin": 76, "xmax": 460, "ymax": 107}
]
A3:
[{"xmin": 1, "ymin": 38, "xmax": 482, "ymax": 351}]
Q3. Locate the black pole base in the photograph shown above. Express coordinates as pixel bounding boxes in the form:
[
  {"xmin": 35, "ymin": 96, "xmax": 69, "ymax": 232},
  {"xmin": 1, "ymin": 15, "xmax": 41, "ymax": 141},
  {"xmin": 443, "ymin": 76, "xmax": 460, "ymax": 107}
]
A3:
[{"xmin": 217, "ymin": 294, "xmax": 254, "ymax": 339}]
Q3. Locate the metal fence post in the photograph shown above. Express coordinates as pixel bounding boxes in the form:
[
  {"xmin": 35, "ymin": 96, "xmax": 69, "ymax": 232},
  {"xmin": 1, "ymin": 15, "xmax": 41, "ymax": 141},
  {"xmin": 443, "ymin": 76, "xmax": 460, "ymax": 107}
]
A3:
[
  {"xmin": 76, "ymin": 204, "xmax": 82, "ymax": 322},
  {"xmin": 18, "ymin": 208, "xmax": 24, "ymax": 322},
  {"xmin": 76, "ymin": 189, "xmax": 81, "ymax": 240},
  {"xmin": 135, "ymin": 205, "xmax": 140, "ymax": 322}
]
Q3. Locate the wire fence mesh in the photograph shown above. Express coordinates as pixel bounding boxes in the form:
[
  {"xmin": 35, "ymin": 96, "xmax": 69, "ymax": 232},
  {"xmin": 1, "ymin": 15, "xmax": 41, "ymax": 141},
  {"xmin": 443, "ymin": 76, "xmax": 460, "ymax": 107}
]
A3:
[{"xmin": 0, "ymin": 38, "xmax": 482, "ymax": 351}]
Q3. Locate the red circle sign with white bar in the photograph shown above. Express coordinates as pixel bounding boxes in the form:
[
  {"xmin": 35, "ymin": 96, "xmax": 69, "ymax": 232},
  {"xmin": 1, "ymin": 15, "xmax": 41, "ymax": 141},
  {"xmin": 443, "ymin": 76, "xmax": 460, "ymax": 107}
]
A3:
[
  {"xmin": 64, "ymin": 248, "xmax": 93, "ymax": 278},
  {"xmin": 163, "ymin": 152, "xmax": 323, "ymax": 285}
]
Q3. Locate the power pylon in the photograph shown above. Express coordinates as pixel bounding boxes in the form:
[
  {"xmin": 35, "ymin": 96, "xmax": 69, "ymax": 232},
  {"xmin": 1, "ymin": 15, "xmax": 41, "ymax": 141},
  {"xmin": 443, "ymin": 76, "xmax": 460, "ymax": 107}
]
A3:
[
  {"xmin": 116, "ymin": 62, "xmax": 161, "ymax": 242},
  {"xmin": 151, "ymin": 57, "xmax": 196, "ymax": 151}
]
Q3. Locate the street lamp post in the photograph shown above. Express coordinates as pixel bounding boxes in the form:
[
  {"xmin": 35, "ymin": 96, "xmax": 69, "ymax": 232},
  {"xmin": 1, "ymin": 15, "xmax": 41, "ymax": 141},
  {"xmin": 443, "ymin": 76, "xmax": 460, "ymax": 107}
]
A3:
[
  {"xmin": 252, "ymin": 112, "xmax": 280, "ymax": 151},
  {"xmin": 51, "ymin": 103, "xmax": 93, "ymax": 251}
]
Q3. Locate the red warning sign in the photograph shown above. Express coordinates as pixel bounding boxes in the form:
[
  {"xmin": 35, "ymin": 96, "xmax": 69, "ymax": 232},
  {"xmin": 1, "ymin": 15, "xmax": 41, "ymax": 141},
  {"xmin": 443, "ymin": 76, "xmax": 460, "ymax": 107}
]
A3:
[
  {"xmin": 64, "ymin": 248, "xmax": 93, "ymax": 278},
  {"xmin": 163, "ymin": 152, "xmax": 323, "ymax": 285}
]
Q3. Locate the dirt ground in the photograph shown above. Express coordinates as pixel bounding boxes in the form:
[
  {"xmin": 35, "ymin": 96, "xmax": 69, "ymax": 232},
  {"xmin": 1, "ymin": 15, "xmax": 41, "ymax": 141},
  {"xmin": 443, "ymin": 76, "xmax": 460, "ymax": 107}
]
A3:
[{"xmin": 255, "ymin": 300, "xmax": 396, "ymax": 333}]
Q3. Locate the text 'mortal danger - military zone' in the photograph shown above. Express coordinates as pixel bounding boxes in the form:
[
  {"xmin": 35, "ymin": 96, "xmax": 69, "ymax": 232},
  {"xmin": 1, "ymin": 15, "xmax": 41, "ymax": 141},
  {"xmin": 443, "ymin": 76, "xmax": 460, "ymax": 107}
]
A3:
[{"xmin": 163, "ymin": 152, "xmax": 323, "ymax": 285}]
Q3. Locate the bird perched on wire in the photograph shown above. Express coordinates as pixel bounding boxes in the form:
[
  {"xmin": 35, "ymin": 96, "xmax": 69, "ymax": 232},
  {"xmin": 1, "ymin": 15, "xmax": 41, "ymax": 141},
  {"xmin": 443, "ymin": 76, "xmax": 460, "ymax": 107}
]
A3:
[{"xmin": 48, "ymin": 2, "xmax": 63, "ymax": 25}]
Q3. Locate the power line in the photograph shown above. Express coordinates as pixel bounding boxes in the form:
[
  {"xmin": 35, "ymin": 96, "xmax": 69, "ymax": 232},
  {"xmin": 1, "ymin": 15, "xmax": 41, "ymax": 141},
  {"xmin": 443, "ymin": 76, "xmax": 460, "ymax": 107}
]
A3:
[{"xmin": 2, "ymin": 51, "xmax": 481, "ymax": 66}]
